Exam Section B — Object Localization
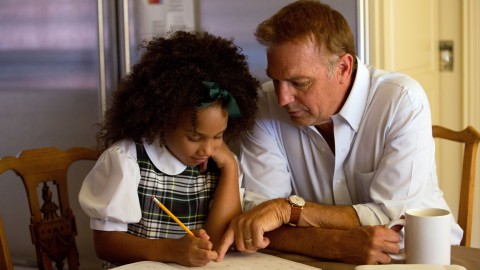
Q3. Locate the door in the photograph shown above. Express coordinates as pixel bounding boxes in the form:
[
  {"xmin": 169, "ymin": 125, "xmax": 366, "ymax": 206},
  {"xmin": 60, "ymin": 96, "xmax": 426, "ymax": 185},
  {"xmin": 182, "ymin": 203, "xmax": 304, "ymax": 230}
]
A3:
[{"xmin": 367, "ymin": 0, "xmax": 440, "ymax": 123}]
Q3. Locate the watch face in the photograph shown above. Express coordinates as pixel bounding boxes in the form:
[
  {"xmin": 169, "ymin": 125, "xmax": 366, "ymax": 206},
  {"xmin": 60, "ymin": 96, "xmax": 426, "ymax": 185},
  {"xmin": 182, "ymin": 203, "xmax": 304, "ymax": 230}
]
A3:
[{"xmin": 289, "ymin": 195, "xmax": 305, "ymax": 207}]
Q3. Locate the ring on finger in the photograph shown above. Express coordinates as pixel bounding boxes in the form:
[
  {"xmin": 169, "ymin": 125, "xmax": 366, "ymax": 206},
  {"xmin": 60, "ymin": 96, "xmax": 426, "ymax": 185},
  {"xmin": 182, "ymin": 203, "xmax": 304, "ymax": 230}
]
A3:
[{"xmin": 244, "ymin": 238, "xmax": 253, "ymax": 243}]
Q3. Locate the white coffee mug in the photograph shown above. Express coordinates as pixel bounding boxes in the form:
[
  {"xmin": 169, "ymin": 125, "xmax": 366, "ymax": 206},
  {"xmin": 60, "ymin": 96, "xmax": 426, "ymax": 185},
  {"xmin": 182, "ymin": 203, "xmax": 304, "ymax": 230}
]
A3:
[{"xmin": 386, "ymin": 208, "xmax": 451, "ymax": 264}]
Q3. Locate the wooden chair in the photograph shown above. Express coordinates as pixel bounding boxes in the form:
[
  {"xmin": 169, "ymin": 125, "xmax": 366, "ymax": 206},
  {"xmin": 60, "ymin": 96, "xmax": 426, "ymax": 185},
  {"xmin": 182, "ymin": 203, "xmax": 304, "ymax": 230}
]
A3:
[
  {"xmin": 433, "ymin": 125, "xmax": 480, "ymax": 247},
  {"xmin": 0, "ymin": 147, "xmax": 100, "ymax": 270},
  {"xmin": 0, "ymin": 215, "xmax": 14, "ymax": 270}
]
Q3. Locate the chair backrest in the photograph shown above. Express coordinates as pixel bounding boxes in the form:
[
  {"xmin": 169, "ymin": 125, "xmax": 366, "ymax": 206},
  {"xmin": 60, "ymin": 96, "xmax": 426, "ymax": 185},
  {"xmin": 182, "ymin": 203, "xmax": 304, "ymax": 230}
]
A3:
[
  {"xmin": 0, "ymin": 215, "xmax": 13, "ymax": 270},
  {"xmin": 432, "ymin": 125, "xmax": 480, "ymax": 247},
  {"xmin": 0, "ymin": 147, "xmax": 100, "ymax": 270}
]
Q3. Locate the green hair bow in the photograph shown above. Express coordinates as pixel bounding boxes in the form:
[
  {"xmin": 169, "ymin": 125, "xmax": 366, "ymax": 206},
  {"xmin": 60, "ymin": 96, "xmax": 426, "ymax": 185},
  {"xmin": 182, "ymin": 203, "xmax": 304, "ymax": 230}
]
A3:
[{"xmin": 200, "ymin": 81, "xmax": 241, "ymax": 117}]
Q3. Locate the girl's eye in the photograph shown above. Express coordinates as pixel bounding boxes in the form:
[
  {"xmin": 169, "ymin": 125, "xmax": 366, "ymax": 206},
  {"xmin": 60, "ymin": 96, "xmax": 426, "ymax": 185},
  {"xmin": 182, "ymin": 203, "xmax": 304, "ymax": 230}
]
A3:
[{"xmin": 187, "ymin": 135, "xmax": 201, "ymax": 142}]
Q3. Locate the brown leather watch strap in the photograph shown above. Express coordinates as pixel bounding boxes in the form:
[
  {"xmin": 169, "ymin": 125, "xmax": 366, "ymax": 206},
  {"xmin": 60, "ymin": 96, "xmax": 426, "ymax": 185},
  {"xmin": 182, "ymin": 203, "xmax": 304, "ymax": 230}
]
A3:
[{"xmin": 288, "ymin": 205, "xmax": 302, "ymax": 226}]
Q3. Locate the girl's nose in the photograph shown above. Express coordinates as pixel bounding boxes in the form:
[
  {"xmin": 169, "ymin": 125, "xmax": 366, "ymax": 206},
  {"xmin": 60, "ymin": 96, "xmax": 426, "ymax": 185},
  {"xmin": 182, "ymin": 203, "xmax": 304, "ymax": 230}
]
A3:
[{"xmin": 199, "ymin": 140, "xmax": 214, "ymax": 156}]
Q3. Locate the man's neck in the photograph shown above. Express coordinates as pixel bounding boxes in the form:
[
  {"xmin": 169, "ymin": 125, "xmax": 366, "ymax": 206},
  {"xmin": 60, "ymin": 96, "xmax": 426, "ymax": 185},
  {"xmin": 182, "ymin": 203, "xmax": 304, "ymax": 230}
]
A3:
[{"xmin": 315, "ymin": 120, "xmax": 335, "ymax": 154}]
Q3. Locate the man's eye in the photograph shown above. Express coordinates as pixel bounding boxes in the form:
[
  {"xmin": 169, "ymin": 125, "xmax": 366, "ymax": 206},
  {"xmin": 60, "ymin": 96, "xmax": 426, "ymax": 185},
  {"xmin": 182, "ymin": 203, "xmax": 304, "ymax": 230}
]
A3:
[{"xmin": 293, "ymin": 81, "xmax": 310, "ymax": 90}]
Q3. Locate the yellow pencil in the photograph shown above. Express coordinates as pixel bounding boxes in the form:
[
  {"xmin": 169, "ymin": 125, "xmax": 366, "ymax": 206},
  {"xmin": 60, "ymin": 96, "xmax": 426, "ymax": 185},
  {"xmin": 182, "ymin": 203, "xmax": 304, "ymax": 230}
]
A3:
[{"xmin": 151, "ymin": 195, "xmax": 194, "ymax": 236}]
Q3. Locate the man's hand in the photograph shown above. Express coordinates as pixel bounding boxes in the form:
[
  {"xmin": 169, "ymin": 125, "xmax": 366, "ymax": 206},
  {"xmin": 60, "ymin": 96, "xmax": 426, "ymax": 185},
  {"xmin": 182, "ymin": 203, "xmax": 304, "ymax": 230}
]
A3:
[
  {"xmin": 337, "ymin": 225, "xmax": 401, "ymax": 265},
  {"xmin": 215, "ymin": 198, "xmax": 290, "ymax": 261}
]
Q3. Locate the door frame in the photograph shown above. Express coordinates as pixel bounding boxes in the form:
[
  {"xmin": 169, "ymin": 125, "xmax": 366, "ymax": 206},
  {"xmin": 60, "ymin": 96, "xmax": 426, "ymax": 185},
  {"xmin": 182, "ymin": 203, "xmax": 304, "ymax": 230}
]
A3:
[
  {"xmin": 462, "ymin": 0, "xmax": 480, "ymax": 128},
  {"xmin": 462, "ymin": 0, "xmax": 480, "ymax": 248}
]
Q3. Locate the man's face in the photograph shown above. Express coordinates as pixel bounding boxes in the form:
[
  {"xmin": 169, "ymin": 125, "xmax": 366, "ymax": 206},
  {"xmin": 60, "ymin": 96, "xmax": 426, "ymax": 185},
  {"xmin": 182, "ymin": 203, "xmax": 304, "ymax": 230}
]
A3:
[{"xmin": 266, "ymin": 38, "xmax": 350, "ymax": 126}]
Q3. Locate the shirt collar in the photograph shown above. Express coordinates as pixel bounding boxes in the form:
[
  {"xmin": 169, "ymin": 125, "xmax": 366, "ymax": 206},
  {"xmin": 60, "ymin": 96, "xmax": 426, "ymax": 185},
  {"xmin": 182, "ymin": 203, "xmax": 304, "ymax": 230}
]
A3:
[
  {"xmin": 336, "ymin": 57, "xmax": 370, "ymax": 132},
  {"xmin": 143, "ymin": 139, "xmax": 187, "ymax": 175}
]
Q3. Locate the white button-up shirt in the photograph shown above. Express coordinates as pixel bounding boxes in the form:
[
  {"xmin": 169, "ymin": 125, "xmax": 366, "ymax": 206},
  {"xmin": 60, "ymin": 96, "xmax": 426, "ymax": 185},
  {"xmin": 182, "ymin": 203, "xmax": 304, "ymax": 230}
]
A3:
[{"xmin": 240, "ymin": 61, "xmax": 462, "ymax": 244}]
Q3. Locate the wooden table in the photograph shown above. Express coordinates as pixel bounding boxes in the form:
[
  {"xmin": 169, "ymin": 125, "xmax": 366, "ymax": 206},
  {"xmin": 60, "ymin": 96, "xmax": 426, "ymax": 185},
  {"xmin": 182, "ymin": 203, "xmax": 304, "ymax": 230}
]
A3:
[{"xmin": 262, "ymin": 246, "xmax": 480, "ymax": 270}]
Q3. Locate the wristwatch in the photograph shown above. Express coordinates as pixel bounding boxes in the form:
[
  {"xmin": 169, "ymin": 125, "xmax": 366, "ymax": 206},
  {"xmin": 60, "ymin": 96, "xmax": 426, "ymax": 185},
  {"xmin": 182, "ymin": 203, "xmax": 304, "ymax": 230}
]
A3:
[{"xmin": 287, "ymin": 195, "xmax": 305, "ymax": 226}]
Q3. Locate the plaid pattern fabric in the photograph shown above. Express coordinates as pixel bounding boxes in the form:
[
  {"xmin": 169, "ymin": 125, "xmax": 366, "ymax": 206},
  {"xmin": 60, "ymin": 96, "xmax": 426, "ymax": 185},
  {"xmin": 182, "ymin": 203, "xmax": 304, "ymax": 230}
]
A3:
[{"xmin": 127, "ymin": 142, "xmax": 219, "ymax": 239}]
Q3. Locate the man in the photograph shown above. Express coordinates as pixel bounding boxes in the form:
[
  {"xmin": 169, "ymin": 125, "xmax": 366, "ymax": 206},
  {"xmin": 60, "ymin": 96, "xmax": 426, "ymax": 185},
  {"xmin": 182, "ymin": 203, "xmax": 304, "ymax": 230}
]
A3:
[{"xmin": 217, "ymin": 0, "xmax": 463, "ymax": 265}]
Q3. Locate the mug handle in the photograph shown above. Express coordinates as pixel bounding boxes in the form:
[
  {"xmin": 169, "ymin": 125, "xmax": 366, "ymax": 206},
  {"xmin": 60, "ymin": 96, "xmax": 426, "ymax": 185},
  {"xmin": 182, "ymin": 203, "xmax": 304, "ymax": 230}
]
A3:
[{"xmin": 386, "ymin": 219, "xmax": 406, "ymax": 261}]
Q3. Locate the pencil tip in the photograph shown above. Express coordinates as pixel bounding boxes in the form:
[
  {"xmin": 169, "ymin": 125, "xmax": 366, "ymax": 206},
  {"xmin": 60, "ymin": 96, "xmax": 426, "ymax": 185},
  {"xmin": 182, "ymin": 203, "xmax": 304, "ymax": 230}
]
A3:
[{"xmin": 151, "ymin": 195, "xmax": 155, "ymax": 199}]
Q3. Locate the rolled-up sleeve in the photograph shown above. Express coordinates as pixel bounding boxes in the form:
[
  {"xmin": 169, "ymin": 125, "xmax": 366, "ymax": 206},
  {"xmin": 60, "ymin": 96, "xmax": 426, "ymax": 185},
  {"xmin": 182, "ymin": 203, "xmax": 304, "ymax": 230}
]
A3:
[{"xmin": 79, "ymin": 141, "xmax": 142, "ymax": 231}]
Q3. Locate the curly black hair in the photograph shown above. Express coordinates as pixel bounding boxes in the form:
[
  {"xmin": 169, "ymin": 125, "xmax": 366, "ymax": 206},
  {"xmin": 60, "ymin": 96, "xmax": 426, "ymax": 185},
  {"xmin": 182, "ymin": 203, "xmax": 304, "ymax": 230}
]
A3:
[{"xmin": 98, "ymin": 31, "xmax": 260, "ymax": 149}]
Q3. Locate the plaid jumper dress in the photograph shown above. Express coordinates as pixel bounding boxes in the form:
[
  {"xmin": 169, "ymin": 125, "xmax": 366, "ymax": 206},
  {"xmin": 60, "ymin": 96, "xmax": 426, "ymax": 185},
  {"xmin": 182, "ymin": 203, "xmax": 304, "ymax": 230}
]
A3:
[{"xmin": 127, "ymin": 142, "xmax": 219, "ymax": 239}]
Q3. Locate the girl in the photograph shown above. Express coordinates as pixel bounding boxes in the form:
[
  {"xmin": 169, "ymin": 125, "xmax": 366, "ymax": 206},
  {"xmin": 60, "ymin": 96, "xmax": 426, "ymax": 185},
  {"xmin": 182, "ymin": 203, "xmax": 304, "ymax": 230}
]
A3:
[{"xmin": 79, "ymin": 31, "xmax": 259, "ymax": 268}]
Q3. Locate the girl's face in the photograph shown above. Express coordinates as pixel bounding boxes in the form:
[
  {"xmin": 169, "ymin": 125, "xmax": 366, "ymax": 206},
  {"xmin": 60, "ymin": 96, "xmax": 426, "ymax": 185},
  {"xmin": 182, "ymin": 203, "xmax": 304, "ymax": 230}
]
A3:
[{"xmin": 164, "ymin": 104, "xmax": 228, "ymax": 167}]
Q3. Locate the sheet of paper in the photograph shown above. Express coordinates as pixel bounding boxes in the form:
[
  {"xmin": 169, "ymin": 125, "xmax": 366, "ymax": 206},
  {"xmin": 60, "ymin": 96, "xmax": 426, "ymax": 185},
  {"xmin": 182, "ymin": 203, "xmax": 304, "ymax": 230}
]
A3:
[
  {"xmin": 355, "ymin": 264, "xmax": 466, "ymax": 270},
  {"xmin": 113, "ymin": 251, "xmax": 321, "ymax": 270},
  {"xmin": 135, "ymin": 0, "xmax": 195, "ymax": 41},
  {"xmin": 113, "ymin": 261, "xmax": 177, "ymax": 270}
]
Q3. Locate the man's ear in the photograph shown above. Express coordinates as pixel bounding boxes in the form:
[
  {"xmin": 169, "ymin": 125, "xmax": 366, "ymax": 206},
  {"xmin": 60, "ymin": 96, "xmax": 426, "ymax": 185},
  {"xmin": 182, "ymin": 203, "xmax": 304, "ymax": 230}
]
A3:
[{"xmin": 337, "ymin": 53, "xmax": 354, "ymax": 84}]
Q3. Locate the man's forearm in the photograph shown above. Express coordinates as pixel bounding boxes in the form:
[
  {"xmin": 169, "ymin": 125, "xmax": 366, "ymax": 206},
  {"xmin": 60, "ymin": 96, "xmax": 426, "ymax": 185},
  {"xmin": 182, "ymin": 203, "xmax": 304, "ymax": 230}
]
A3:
[
  {"xmin": 264, "ymin": 225, "xmax": 400, "ymax": 265},
  {"xmin": 264, "ymin": 226, "xmax": 345, "ymax": 260},
  {"xmin": 298, "ymin": 202, "xmax": 361, "ymax": 229}
]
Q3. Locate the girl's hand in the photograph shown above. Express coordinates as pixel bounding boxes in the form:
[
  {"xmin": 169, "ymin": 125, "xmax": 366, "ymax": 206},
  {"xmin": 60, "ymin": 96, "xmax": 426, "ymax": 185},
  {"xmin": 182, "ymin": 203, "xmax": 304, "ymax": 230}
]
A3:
[
  {"xmin": 210, "ymin": 141, "xmax": 235, "ymax": 169},
  {"xmin": 172, "ymin": 229, "xmax": 218, "ymax": 266},
  {"xmin": 193, "ymin": 228, "xmax": 211, "ymax": 241}
]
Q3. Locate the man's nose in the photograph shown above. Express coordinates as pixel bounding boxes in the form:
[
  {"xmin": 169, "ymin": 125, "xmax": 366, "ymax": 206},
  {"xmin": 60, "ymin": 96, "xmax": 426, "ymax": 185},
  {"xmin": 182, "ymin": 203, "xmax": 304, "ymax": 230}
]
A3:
[{"xmin": 276, "ymin": 83, "xmax": 295, "ymax": 106}]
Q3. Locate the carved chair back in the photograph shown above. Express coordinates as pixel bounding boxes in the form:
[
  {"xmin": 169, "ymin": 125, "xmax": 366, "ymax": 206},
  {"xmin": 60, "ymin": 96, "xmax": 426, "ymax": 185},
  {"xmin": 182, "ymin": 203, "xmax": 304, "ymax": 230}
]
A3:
[{"xmin": 0, "ymin": 147, "xmax": 99, "ymax": 270}]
